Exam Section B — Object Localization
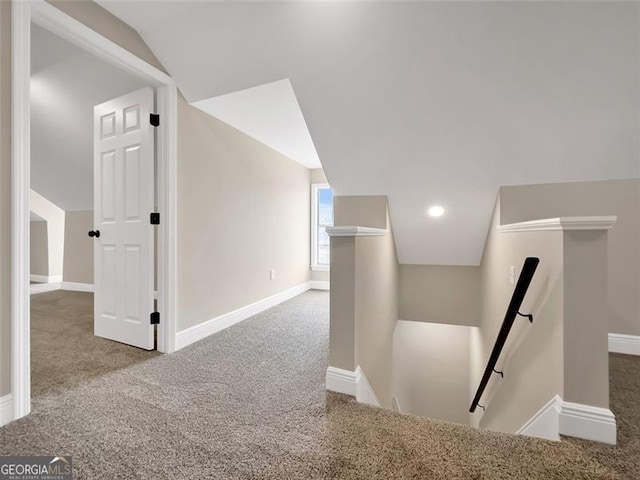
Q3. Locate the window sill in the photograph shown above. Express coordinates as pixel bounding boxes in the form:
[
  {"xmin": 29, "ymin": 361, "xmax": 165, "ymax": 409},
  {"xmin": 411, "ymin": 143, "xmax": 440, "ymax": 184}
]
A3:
[{"xmin": 311, "ymin": 265, "xmax": 330, "ymax": 272}]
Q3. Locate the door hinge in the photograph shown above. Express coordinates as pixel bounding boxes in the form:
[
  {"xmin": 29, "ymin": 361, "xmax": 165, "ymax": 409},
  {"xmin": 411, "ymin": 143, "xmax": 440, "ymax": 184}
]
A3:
[
  {"xmin": 150, "ymin": 312, "xmax": 160, "ymax": 325},
  {"xmin": 150, "ymin": 113, "xmax": 160, "ymax": 127},
  {"xmin": 150, "ymin": 212, "xmax": 160, "ymax": 225}
]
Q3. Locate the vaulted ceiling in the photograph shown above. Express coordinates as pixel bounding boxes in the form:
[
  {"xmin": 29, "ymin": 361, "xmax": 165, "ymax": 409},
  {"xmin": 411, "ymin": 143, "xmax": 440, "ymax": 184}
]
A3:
[
  {"xmin": 31, "ymin": 24, "xmax": 146, "ymax": 211},
  {"xmin": 192, "ymin": 79, "xmax": 321, "ymax": 169},
  {"xmin": 99, "ymin": 1, "xmax": 639, "ymax": 265}
]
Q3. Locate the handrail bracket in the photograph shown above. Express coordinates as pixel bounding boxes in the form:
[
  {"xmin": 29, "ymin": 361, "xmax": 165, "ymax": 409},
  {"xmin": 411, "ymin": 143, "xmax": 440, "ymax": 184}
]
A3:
[{"xmin": 517, "ymin": 311, "xmax": 534, "ymax": 323}]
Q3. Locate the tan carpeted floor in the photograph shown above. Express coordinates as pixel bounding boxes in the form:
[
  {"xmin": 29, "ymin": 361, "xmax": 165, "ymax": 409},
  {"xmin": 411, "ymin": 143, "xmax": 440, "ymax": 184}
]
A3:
[
  {"xmin": 0, "ymin": 290, "xmax": 637, "ymax": 479},
  {"xmin": 564, "ymin": 353, "xmax": 639, "ymax": 478},
  {"xmin": 30, "ymin": 290, "xmax": 159, "ymax": 396}
]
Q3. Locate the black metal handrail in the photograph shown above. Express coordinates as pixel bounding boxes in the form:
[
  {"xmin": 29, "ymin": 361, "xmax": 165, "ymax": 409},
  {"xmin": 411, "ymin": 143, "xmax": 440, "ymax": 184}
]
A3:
[{"xmin": 469, "ymin": 257, "xmax": 540, "ymax": 413}]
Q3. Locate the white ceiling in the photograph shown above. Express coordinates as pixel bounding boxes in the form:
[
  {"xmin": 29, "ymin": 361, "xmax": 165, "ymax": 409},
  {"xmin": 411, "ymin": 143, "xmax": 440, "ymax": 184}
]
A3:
[
  {"xmin": 192, "ymin": 79, "xmax": 321, "ymax": 169},
  {"xmin": 31, "ymin": 24, "xmax": 146, "ymax": 211},
  {"xmin": 99, "ymin": 1, "xmax": 640, "ymax": 265}
]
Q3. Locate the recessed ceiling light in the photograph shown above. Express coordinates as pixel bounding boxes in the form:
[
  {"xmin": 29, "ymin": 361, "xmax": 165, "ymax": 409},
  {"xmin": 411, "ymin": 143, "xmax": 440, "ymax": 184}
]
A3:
[{"xmin": 428, "ymin": 206, "xmax": 445, "ymax": 218}]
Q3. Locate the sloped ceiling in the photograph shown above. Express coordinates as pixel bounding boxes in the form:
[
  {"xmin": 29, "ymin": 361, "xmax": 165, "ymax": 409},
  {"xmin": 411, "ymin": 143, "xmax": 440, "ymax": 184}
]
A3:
[
  {"xmin": 31, "ymin": 24, "xmax": 146, "ymax": 211},
  {"xmin": 192, "ymin": 79, "xmax": 321, "ymax": 169},
  {"xmin": 98, "ymin": 1, "xmax": 640, "ymax": 265}
]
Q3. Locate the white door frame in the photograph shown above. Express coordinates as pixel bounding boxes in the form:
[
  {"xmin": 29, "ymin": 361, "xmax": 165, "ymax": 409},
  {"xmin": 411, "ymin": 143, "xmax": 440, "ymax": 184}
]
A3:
[{"xmin": 11, "ymin": 0, "xmax": 178, "ymax": 422}]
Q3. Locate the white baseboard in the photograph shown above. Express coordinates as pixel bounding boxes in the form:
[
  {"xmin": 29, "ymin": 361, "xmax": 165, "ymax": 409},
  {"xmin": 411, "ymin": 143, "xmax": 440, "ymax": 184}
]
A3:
[
  {"xmin": 0, "ymin": 394, "xmax": 13, "ymax": 427},
  {"xmin": 516, "ymin": 395, "xmax": 561, "ymax": 441},
  {"xmin": 560, "ymin": 401, "xmax": 616, "ymax": 445},
  {"xmin": 391, "ymin": 395, "xmax": 403, "ymax": 413},
  {"xmin": 30, "ymin": 282, "xmax": 61, "ymax": 295},
  {"xmin": 30, "ymin": 274, "xmax": 62, "ymax": 283},
  {"xmin": 516, "ymin": 395, "xmax": 616, "ymax": 445},
  {"xmin": 309, "ymin": 280, "xmax": 330, "ymax": 291},
  {"xmin": 30, "ymin": 281, "xmax": 95, "ymax": 294},
  {"xmin": 61, "ymin": 282, "xmax": 94, "ymax": 292},
  {"xmin": 608, "ymin": 333, "xmax": 640, "ymax": 356},
  {"xmin": 325, "ymin": 366, "xmax": 358, "ymax": 396},
  {"xmin": 175, "ymin": 282, "xmax": 311, "ymax": 351},
  {"xmin": 355, "ymin": 366, "xmax": 380, "ymax": 407},
  {"xmin": 36, "ymin": 281, "xmax": 153, "ymax": 296},
  {"xmin": 325, "ymin": 365, "xmax": 380, "ymax": 407}
]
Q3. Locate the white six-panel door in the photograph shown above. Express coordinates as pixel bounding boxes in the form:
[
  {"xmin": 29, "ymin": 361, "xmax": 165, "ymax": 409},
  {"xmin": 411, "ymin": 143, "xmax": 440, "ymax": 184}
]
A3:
[{"xmin": 93, "ymin": 87, "xmax": 155, "ymax": 350}]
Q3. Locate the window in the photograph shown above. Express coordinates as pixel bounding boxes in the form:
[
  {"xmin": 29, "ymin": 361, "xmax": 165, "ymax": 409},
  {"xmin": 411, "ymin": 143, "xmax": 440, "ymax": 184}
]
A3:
[{"xmin": 311, "ymin": 183, "xmax": 333, "ymax": 270}]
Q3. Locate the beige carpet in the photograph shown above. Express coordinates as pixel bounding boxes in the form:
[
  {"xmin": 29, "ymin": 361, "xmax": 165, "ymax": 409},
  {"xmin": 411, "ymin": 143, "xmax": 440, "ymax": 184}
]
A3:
[
  {"xmin": 565, "ymin": 353, "xmax": 640, "ymax": 478},
  {"xmin": 0, "ymin": 290, "xmax": 637, "ymax": 479},
  {"xmin": 30, "ymin": 290, "xmax": 158, "ymax": 396}
]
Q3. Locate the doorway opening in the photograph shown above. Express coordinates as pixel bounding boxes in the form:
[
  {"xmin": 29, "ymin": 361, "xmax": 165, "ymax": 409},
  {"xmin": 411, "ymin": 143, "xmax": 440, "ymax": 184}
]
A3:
[
  {"xmin": 11, "ymin": 1, "xmax": 177, "ymax": 423},
  {"xmin": 29, "ymin": 24, "xmax": 158, "ymax": 396}
]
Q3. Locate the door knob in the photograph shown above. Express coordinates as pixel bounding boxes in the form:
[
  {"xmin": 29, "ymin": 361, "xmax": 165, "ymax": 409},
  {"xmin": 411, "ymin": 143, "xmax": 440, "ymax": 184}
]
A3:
[{"xmin": 88, "ymin": 230, "xmax": 100, "ymax": 238}]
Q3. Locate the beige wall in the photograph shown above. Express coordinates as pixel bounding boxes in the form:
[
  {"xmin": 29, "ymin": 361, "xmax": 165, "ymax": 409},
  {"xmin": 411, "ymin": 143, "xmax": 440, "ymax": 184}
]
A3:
[
  {"xmin": 310, "ymin": 168, "xmax": 327, "ymax": 184},
  {"xmin": 47, "ymin": 1, "xmax": 166, "ymax": 73},
  {"xmin": 393, "ymin": 320, "xmax": 471, "ymax": 425},
  {"xmin": 177, "ymin": 101, "xmax": 311, "ymax": 330},
  {"xmin": 63, "ymin": 211, "xmax": 94, "ymax": 284},
  {"xmin": 354, "ymin": 211, "xmax": 399, "ymax": 408},
  {"xmin": 473, "ymin": 199, "xmax": 565, "ymax": 433},
  {"xmin": 334, "ymin": 195, "xmax": 387, "ymax": 229},
  {"xmin": 30, "ymin": 221, "xmax": 49, "ymax": 277},
  {"xmin": 500, "ymin": 179, "xmax": 640, "ymax": 336},
  {"xmin": 30, "ymin": 190, "xmax": 65, "ymax": 278},
  {"xmin": 399, "ymin": 265, "xmax": 481, "ymax": 326},
  {"xmin": 329, "ymin": 237, "xmax": 356, "ymax": 370},
  {"xmin": 311, "ymin": 268, "xmax": 329, "ymax": 283},
  {"xmin": 563, "ymin": 230, "xmax": 609, "ymax": 408},
  {"xmin": 330, "ymin": 197, "xmax": 399, "ymax": 408}
]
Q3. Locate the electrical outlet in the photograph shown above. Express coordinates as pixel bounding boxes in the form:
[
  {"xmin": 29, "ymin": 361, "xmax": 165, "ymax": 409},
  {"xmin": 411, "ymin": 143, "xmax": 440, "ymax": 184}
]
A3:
[
  {"xmin": 270, "ymin": 269, "xmax": 276, "ymax": 280},
  {"xmin": 509, "ymin": 266, "xmax": 515, "ymax": 285}
]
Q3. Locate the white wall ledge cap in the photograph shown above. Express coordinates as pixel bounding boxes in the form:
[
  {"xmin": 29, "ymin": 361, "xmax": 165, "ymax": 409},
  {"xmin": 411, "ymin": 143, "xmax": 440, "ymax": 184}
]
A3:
[
  {"xmin": 326, "ymin": 226, "xmax": 388, "ymax": 237},
  {"xmin": 498, "ymin": 216, "xmax": 617, "ymax": 233}
]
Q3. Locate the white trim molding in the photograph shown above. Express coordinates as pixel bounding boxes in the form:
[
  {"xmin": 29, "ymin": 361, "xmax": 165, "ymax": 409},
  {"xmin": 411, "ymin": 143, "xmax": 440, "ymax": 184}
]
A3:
[
  {"xmin": 498, "ymin": 216, "xmax": 617, "ymax": 233},
  {"xmin": 608, "ymin": 333, "xmax": 640, "ymax": 356},
  {"xmin": 11, "ymin": 0, "xmax": 179, "ymax": 424},
  {"xmin": 516, "ymin": 395, "xmax": 562, "ymax": 441},
  {"xmin": 325, "ymin": 365, "xmax": 380, "ymax": 407},
  {"xmin": 0, "ymin": 395, "xmax": 14, "ymax": 427},
  {"xmin": 30, "ymin": 274, "xmax": 62, "ymax": 283},
  {"xmin": 30, "ymin": 282, "xmax": 151, "ymax": 296},
  {"xmin": 391, "ymin": 395, "xmax": 403, "ymax": 413},
  {"xmin": 355, "ymin": 367, "xmax": 380, "ymax": 407},
  {"xmin": 560, "ymin": 401, "xmax": 616, "ymax": 445},
  {"xmin": 12, "ymin": 0, "xmax": 33, "ymax": 425},
  {"xmin": 176, "ymin": 282, "xmax": 311, "ymax": 351},
  {"xmin": 61, "ymin": 282, "xmax": 94, "ymax": 293},
  {"xmin": 30, "ymin": 1, "xmax": 173, "ymax": 86},
  {"xmin": 310, "ymin": 280, "xmax": 330, "ymax": 291},
  {"xmin": 516, "ymin": 395, "xmax": 616, "ymax": 445},
  {"xmin": 325, "ymin": 366, "xmax": 358, "ymax": 396},
  {"xmin": 326, "ymin": 226, "xmax": 388, "ymax": 237},
  {"xmin": 30, "ymin": 282, "xmax": 61, "ymax": 295}
]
